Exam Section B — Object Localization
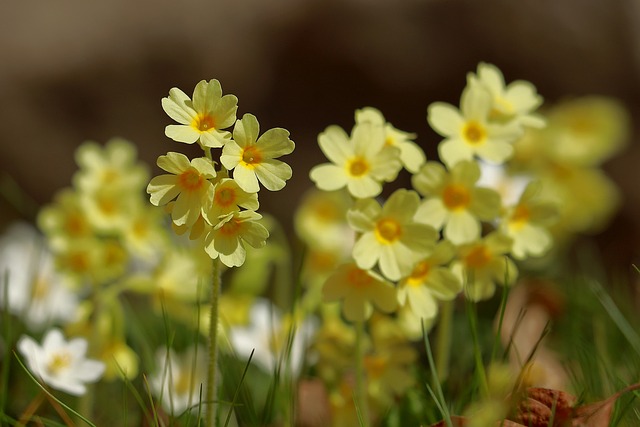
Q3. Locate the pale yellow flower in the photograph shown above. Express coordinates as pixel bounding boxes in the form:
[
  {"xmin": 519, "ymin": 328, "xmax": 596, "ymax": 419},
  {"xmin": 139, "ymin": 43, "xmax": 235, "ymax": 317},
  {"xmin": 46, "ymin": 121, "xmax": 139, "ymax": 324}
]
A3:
[
  {"xmin": 202, "ymin": 177, "xmax": 259, "ymax": 225},
  {"xmin": 428, "ymin": 81, "xmax": 522, "ymax": 167},
  {"xmin": 203, "ymin": 210, "xmax": 269, "ymax": 267},
  {"xmin": 451, "ymin": 232, "xmax": 517, "ymax": 301},
  {"xmin": 501, "ymin": 181, "xmax": 558, "ymax": 259},
  {"xmin": 38, "ymin": 189, "xmax": 92, "ymax": 250},
  {"xmin": 355, "ymin": 107, "xmax": 426, "ymax": 173},
  {"xmin": 147, "ymin": 152, "xmax": 216, "ymax": 227},
  {"xmin": 397, "ymin": 240, "xmax": 462, "ymax": 320},
  {"xmin": 162, "ymin": 79, "xmax": 238, "ymax": 148},
  {"xmin": 413, "ymin": 161, "xmax": 501, "ymax": 245},
  {"xmin": 322, "ymin": 262, "xmax": 397, "ymax": 322},
  {"xmin": 309, "ymin": 121, "xmax": 402, "ymax": 199},
  {"xmin": 468, "ymin": 62, "xmax": 545, "ymax": 129},
  {"xmin": 220, "ymin": 113, "xmax": 294, "ymax": 193},
  {"xmin": 348, "ymin": 189, "xmax": 437, "ymax": 281}
]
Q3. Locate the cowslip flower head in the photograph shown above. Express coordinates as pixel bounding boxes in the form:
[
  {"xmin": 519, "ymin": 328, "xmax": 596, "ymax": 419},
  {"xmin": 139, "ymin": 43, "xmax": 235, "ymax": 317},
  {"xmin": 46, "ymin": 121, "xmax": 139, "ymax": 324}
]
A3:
[
  {"xmin": 451, "ymin": 232, "xmax": 518, "ymax": 301},
  {"xmin": 468, "ymin": 62, "xmax": 545, "ymax": 129},
  {"xmin": 309, "ymin": 121, "xmax": 402, "ymax": 199},
  {"xmin": 397, "ymin": 240, "xmax": 462, "ymax": 320},
  {"xmin": 413, "ymin": 161, "xmax": 501, "ymax": 245},
  {"xmin": 204, "ymin": 210, "xmax": 269, "ymax": 267},
  {"xmin": 501, "ymin": 181, "xmax": 558, "ymax": 259},
  {"xmin": 147, "ymin": 152, "xmax": 216, "ymax": 227},
  {"xmin": 38, "ymin": 189, "xmax": 92, "ymax": 250},
  {"xmin": 17, "ymin": 328, "xmax": 105, "ymax": 395},
  {"xmin": 355, "ymin": 107, "xmax": 426, "ymax": 173},
  {"xmin": 162, "ymin": 79, "xmax": 238, "ymax": 148},
  {"xmin": 348, "ymin": 189, "xmax": 437, "ymax": 281},
  {"xmin": 220, "ymin": 113, "xmax": 295, "ymax": 193},
  {"xmin": 428, "ymin": 81, "xmax": 522, "ymax": 167},
  {"xmin": 202, "ymin": 177, "xmax": 259, "ymax": 225},
  {"xmin": 322, "ymin": 262, "xmax": 397, "ymax": 322}
]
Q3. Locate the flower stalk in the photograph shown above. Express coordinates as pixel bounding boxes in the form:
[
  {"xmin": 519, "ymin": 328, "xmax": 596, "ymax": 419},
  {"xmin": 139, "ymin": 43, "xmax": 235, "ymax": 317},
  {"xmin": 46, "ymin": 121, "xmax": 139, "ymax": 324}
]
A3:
[{"xmin": 205, "ymin": 258, "xmax": 222, "ymax": 427}]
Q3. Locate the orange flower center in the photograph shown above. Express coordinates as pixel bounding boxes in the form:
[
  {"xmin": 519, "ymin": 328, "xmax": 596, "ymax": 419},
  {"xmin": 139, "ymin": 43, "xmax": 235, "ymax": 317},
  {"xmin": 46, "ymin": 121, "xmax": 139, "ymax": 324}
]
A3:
[
  {"xmin": 442, "ymin": 184, "xmax": 471, "ymax": 210},
  {"xmin": 194, "ymin": 114, "xmax": 216, "ymax": 132},
  {"xmin": 178, "ymin": 168, "xmax": 205, "ymax": 192},
  {"xmin": 215, "ymin": 187, "xmax": 236, "ymax": 207},
  {"xmin": 463, "ymin": 121, "xmax": 486, "ymax": 144},
  {"xmin": 408, "ymin": 260, "xmax": 431, "ymax": 286},
  {"xmin": 348, "ymin": 158, "xmax": 369, "ymax": 177},
  {"xmin": 364, "ymin": 355, "xmax": 387, "ymax": 379},
  {"xmin": 465, "ymin": 245, "xmax": 491, "ymax": 269},
  {"xmin": 347, "ymin": 266, "xmax": 373, "ymax": 289},
  {"xmin": 219, "ymin": 218, "xmax": 242, "ymax": 237},
  {"xmin": 375, "ymin": 218, "xmax": 402, "ymax": 244},
  {"xmin": 510, "ymin": 204, "xmax": 530, "ymax": 227},
  {"xmin": 242, "ymin": 146, "xmax": 262, "ymax": 166}
]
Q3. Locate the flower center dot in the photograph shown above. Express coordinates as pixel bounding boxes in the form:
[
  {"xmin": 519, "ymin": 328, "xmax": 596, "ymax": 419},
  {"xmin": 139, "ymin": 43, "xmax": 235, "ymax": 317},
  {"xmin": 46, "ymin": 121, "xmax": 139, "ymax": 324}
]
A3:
[
  {"xmin": 194, "ymin": 114, "xmax": 215, "ymax": 132},
  {"xmin": 375, "ymin": 218, "xmax": 402, "ymax": 244},
  {"xmin": 408, "ymin": 260, "xmax": 431, "ymax": 286},
  {"xmin": 178, "ymin": 168, "xmax": 205, "ymax": 192},
  {"xmin": 215, "ymin": 187, "xmax": 236, "ymax": 207},
  {"xmin": 47, "ymin": 351, "xmax": 72, "ymax": 375},
  {"xmin": 348, "ymin": 158, "xmax": 369, "ymax": 177},
  {"xmin": 242, "ymin": 146, "xmax": 262, "ymax": 165},
  {"xmin": 442, "ymin": 184, "xmax": 471, "ymax": 211},
  {"xmin": 465, "ymin": 245, "xmax": 491, "ymax": 269},
  {"xmin": 463, "ymin": 121, "xmax": 486, "ymax": 145},
  {"xmin": 347, "ymin": 267, "xmax": 373, "ymax": 288}
]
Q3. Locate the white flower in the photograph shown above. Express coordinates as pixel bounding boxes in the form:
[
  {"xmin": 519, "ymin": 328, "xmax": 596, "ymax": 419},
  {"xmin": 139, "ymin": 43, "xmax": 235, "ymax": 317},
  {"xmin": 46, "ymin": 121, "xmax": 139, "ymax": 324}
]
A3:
[
  {"xmin": 0, "ymin": 222, "xmax": 78, "ymax": 330},
  {"xmin": 17, "ymin": 329, "xmax": 105, "ymax": 395},
  {"xmin": 149, "ymin": 346, "xmax": 206, "ymax": 414},
  {"xmin": 229, "ymin": 298, "xmax": 316, "ymax": 377}
]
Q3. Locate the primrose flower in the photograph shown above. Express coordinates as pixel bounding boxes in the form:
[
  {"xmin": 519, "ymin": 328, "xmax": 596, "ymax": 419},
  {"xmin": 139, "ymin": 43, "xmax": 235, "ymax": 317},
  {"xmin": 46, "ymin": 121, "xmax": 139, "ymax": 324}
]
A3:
[
  {"xmin": 17, "ymin": 328, "xmax": 105, "ymax": 395},
  {"xmin": 348, "ymin": 189, "xmax": 437, "ymax": 281},
  {"xmin": 397, "ymin": 240, "xmax": 462, "ymax": 320},
  {"xmin": 451, "ymin": 232, "xmax": 518, "ymax": 301},
  {"xmin": 309, "ymin": 121, "xmax": 402, "ymax": 199},
  {"xmin": 162, "ymin": 79, "xmax": 238, "ymax": 148},
  {"xmin": 468, "ymin": 62, "xmax": 545, "ymax": 129},
  {"xmin": 229, "ymin": 298, "xmax": 316, "ymax": 376},
  {"xmin": 501, "ymin": 181, "xmax": 558, "ymax": 259},
  {"xmin": 355, "ymin": 107, "xmax": 426, "ymax": 173},
  {"xmin": 413, "ymin": 161, "xmax": 501, "ymax": 245},
  {"xmin": 203, "ymin": 178, "xmax": 259, "ymax": 224},
  {"xmin": 220, "ymin": 113, "xmax": 295, "ymax": 193},
  {"xmin": 147, "ymin": 152, "xmax": 216, "ymax": 227},
  {"xmin": 322, "ymin": 262, "xmax": 397, "ymax": 322},
  {"xmin": 149, "ymin": 346, "xmax": 206, "ymax": 414},
  {"xmin": 204, "ymin": 210, "xmax": 269, "ymax": 267},
  {"xmin": 38, "ymin": 189, "xmax": 92, "ymax": 250},
  {"xmin": 428, "ymin": 81, "xmax": 522, "ymax": 167}
]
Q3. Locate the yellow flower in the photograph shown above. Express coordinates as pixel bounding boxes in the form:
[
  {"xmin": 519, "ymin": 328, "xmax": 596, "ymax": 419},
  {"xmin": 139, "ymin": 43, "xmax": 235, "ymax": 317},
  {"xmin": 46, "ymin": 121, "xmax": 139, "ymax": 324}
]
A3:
[
  {"xmin": 220, "ymin": 113, "xmax": 295, "ymax": 192},
  {"xmin": 501, "ymin": 181, "xmax": 558, "ymax": 259},
  {"xmin": 397, "ymin": 240, "xmax": 462, "ymax": 319},
  {"xmin": 428, "ymin": 81, "xmax": 522, "ymax": 167},
  {"xmin": 348, "ymin": 189, "xmax": 437, "ymax": 281},
  {"xmin": 38, "ymin": 189, "xmax": 93, "ymax": 250},
  {"xmin": 413, "ymin": 160, "xmax": 501, "ymax": 245},
  {"xmin": 468, "ymin": 62, "xmax": 545, "ymax": 129},
  {"xmin": 451, "ymin": 232, "xmax": 517, "ymax": 301},
  {"xmin": 202, "ymin": 177, "xmax": 259, "ymax": 225},
  {"xmin": 162, "ymin": 79, "xmax": 238, "ymax": 148},
  {"xmin": 322, "ymin": 262, "xmax": 397, "ymax": 322},
  {"xmin": 355, "ymin": 107, "xmax": 426, "ymax": 173},
  {"xmin": 147, "ymin": 152, "xmax": 216, "ymax": 227},
  {"xmin": 309, "ymin": 121, "xmax": 402, "ymax": 199},
  {"xmin": 203, "ymin": 210, "xmax": 269, "ymax": 267}
]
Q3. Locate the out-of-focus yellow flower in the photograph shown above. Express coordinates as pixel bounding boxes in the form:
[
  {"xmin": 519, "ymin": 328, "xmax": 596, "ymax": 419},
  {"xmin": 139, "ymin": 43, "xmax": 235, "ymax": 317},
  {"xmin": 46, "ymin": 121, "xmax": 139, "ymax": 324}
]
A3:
[
  {"xmin": 147, "ymin": 152, "xmax": 216, "ymax": 227},
  {"xmin": 468, "ymin": 62, "xmax": 545, "ymax": 129},
  {"xmin": 204, "ymin": 210, "xmax": 269, "ymax": 267},
  {"xmin": 38, "ymin": 189, "xmax": 92, "ymax": 250},
  {"xmin": 100, "ymin": 339, "xmax": 139, "ymax": 381},
  {"xmin": 428, "ymin": 81, "xmax": 522, "ymax": 168},
  {"xmin": 162, "ymin": 79, "xmax": 238, "ymax": 148},
  {"xmin": 397, "ymin": 240, "xmax": 462, "ymax": 320},
  {"xmin": 322, "ymin": 262, "xmax": 397, "ymax": 322},
  {"xmin": 294, "ymin": 189, "xmax": 353, "ymax": 252},
  {"xmin": 348, "ymin": 189, "xmax": 437, "ymax": 281},
  {"xmin": 501, "ymin": 181, "xmax": 558, "ymax": 259},
  {"xmin": 220, "ymin": 113, "xmax": 295, "ymax": 193},
  {"xmin": 312, "ymin": 308, "xmax": 356, "ymax": 385},
  {"xmin": 355, "ymin": 107, "xmax": 426, "ymax": 173},
  {"xmin": 451, "ymin": 232, "xmax": 517, "ymax": 301},
  {"xmin": 413, "ymin": 161, "xmax": 501, "ymax": 245},
  {"xmin": 309, "ymin": 121, "xmax": 402, "ymax": 199}
]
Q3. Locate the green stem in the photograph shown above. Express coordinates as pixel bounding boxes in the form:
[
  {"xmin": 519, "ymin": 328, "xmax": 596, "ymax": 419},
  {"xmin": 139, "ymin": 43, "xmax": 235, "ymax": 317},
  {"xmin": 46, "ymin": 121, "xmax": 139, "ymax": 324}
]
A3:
[
  {"xmin": 354, "ymin": 321, "xmax": 370, "ymax": 427},
  {"xmin": 435, "ymin": 300, "xmax": 454, "ymax": 383},
  {"xmin": 205, "ymin": 259, "xmax": 222, "ymax": 427}
]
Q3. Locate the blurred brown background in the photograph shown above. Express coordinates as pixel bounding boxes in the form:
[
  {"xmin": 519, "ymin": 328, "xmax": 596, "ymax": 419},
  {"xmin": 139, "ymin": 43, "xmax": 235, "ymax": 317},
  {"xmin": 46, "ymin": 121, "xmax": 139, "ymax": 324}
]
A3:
[{"xmin": 1, "ymin": 0, "xmax": 639, "ymax": 273}]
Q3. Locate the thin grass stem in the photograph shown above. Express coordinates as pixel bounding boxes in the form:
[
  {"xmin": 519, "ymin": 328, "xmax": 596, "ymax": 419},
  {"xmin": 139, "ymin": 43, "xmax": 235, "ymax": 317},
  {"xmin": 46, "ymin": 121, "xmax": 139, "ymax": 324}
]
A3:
[
  {"xmin": 354, "ymin": 320, "xmax": 370, "ymax": 427},
  {"xmin": 205, "ymin": 258, "xmax": 222, "ymax": 427}
]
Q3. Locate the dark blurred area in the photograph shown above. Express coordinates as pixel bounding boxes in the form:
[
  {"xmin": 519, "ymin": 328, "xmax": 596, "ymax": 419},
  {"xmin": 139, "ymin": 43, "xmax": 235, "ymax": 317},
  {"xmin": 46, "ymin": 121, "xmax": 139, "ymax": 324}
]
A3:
[{"xmin": 1, "ymin": 0, "xmax": 639, "ymax": 275}]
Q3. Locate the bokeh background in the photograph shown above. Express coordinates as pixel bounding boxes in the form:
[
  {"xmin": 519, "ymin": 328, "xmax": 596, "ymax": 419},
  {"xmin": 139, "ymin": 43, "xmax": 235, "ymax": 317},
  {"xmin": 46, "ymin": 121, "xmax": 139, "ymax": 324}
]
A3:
[{"xmin": 1, "ymin": 0, "xmax": 639, "ymax": 275}]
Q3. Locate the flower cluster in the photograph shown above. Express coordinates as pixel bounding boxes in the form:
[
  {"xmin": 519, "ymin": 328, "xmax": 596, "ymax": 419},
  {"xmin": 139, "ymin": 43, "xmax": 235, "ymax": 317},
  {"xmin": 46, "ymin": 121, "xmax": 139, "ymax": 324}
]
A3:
[{"xmin": 148, "ymin": 79, "xmax": 295, "ymax": 267}]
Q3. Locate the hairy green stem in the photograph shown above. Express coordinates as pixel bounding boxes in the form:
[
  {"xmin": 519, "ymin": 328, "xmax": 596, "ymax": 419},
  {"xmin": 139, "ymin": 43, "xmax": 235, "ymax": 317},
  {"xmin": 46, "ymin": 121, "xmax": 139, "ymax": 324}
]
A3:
[
  {"xmin": 205, "ymin": 258, "xmax": 222, "ymax": 427},
  {"xmin": 354, "ymin": 320, "xmax": 370, "ymax": 427}
]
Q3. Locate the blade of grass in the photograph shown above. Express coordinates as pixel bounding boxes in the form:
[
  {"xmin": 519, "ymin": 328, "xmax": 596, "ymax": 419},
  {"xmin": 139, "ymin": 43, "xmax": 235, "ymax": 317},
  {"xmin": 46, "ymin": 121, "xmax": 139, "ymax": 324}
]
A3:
[
  {"xmin": 1, "ymin": 271, "xmax": 11, "ymax": 416},
  {"xmin": 223, "ymin": 349, "xmax": 254, "ymax": 427},
  {"xmin": 422, "ymin": 320, "xmax": 452, "ymax": 427}
]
